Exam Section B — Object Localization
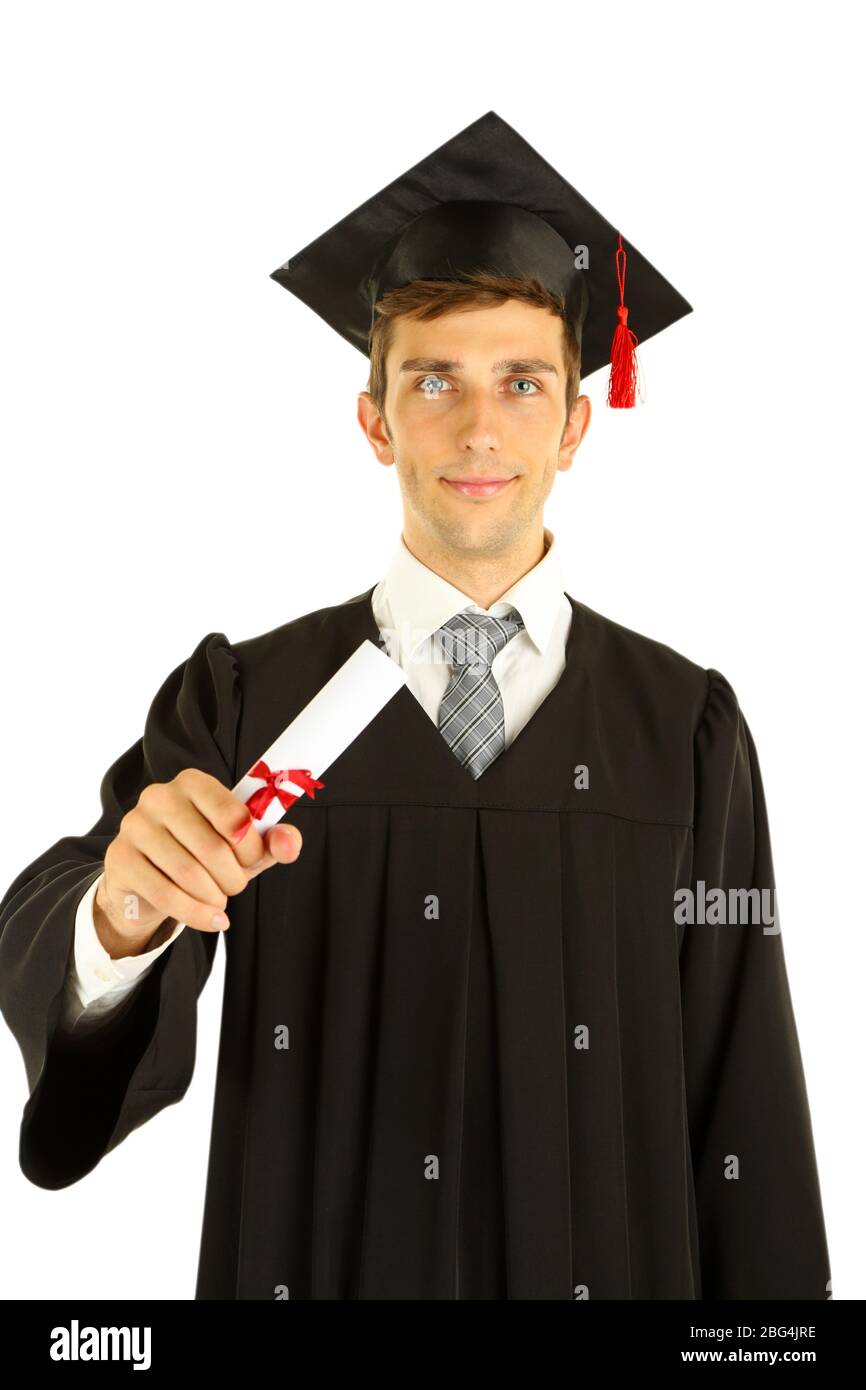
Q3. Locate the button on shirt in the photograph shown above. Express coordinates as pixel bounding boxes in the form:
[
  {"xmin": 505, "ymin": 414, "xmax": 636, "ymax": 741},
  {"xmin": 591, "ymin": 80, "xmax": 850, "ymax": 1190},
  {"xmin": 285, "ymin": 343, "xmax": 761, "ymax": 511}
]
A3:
[{"xmin": 59, "ymin": 527, "xmax": 573, "ymax": 1036}]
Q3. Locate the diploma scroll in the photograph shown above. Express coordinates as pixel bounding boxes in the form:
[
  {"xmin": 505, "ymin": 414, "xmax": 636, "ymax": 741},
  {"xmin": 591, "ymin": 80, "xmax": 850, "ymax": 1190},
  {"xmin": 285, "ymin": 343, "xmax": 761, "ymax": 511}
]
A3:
[{"xmin": 230, "ymin": 638, "xmax": 406, "ymax": 832}]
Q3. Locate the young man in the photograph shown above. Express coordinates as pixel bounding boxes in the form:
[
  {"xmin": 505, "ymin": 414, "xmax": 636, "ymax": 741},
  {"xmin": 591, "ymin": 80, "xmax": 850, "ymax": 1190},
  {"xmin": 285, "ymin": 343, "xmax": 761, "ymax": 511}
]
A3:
[{"xmin": 0, "ymin": 113, "xmax": 831, "ymax": 1300}]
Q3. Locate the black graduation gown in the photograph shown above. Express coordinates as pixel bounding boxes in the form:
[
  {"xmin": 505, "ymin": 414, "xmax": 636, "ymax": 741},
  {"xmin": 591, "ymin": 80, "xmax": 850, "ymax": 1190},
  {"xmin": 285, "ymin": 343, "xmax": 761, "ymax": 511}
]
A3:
[{"xmin": 0, "ymin": 586, "xmax": 832, "ymax": 1300}]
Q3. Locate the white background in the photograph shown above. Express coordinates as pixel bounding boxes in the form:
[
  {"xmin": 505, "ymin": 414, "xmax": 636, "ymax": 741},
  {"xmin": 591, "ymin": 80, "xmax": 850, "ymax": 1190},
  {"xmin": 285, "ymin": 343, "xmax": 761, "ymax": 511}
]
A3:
[{"xmin": 0, "ymin": 0, "xmax": 861, "ymax": 1300}]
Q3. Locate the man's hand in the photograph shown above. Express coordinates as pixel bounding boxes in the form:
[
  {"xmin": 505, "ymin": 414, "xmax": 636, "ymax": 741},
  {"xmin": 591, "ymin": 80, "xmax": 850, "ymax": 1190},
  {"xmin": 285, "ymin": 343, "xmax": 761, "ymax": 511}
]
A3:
[{"xmin": 94, "ymin": 768, "xmax": 302, "ymax": 956}]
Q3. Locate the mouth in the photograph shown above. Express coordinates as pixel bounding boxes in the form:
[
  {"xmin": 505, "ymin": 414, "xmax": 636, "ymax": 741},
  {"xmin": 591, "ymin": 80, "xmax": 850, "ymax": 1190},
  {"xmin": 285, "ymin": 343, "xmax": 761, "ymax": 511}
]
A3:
[{"xmin": 441, "ymin": 476, "xmax": 517, "ymax": 499}]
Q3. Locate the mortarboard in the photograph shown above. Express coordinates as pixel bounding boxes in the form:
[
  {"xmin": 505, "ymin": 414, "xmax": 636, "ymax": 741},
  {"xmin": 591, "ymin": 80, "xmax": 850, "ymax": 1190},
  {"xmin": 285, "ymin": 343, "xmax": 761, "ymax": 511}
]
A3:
[{"xmin": 270, "ymin": 110, "xmax": 692, "ymax": 407}]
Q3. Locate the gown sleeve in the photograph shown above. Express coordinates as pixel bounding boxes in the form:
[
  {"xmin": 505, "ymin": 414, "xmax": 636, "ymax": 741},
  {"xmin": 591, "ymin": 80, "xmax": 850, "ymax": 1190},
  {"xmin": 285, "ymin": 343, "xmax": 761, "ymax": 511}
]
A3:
[
  {"xmin": 680, "ymin": 669, "xmax": 832, "ymax": 1299},
  {"xmin": 0, "ymin": 631, "xmax": 241, "ymax": 1190}
]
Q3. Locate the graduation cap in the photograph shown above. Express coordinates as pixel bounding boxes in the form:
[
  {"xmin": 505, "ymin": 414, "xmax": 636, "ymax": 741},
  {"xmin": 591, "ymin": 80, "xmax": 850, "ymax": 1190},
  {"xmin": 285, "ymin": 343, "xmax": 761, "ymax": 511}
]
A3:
[{"xmin": 270, "ymin": 111, "xmax": 691, "ymax": 407}]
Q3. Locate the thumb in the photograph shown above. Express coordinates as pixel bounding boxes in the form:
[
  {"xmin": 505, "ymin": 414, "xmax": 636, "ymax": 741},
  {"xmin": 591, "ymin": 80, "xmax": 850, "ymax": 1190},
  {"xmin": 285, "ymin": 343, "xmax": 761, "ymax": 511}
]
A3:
[{"xmin": 245, "ymin": 822, "xmax": 303, "ymax": 880}]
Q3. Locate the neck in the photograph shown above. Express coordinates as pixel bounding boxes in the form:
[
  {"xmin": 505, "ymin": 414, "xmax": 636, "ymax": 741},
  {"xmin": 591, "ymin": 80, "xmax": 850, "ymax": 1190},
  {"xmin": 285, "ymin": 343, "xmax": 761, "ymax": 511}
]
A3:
[{"xmin": 401, "ymin": 524, "xmax": 548, "ymax": 610}]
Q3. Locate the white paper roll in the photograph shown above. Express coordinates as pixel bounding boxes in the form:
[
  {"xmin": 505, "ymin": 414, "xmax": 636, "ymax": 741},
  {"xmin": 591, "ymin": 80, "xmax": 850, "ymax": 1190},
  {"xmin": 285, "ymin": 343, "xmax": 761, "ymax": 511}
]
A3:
[{"xmin": 231, "ymin": 638, "xmax": 406, "ymax": 831}]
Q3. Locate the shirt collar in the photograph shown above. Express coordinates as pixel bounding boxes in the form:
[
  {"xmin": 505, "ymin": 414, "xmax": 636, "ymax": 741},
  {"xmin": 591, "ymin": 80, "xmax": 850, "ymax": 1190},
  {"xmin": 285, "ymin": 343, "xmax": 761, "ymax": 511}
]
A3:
[{"xmin": 381, "ymin": 526, "xmax": 566, "ymax": 663}]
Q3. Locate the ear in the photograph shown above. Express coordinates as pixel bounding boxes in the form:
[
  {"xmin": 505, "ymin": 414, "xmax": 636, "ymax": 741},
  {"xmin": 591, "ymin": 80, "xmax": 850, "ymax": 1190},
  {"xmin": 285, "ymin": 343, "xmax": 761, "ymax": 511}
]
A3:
[
  {"xmin": 357, "ymin": 391, "xmax": 395, "ymax": 466},
  {"xmin": 558, "ymin": 393, "xmax": 591, "ymax": 471}
]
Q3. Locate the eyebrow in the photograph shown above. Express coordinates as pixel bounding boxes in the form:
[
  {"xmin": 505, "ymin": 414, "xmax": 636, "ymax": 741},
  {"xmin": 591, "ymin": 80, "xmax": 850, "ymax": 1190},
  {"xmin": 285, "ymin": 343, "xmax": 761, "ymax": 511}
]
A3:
[{"xmin": 398, "ymin": 356, "xmax": 559, "ymax": 377}]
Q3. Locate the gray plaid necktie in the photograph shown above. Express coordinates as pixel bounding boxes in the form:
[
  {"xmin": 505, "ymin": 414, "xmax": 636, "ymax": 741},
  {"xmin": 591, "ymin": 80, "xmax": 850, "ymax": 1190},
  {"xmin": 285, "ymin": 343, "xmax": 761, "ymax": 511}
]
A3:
[{"xmin": 436, "ymin": 607, "xmax": 525, "ymax": 779}]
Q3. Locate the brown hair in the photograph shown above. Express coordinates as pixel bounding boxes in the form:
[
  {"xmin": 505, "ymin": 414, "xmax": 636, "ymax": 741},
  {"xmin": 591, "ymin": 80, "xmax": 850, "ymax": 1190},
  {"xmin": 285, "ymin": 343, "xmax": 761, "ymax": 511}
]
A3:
[{"xmin": 366, "ymin": 270, "xmax": 581, "ymax": 439}]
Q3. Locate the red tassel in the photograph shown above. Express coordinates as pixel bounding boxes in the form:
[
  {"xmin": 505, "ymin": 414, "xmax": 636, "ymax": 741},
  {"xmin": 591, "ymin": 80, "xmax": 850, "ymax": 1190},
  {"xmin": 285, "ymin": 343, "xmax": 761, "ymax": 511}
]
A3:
[{"xmin": 607, "ymin": 232, "xmax": 640, "ymax": 408}]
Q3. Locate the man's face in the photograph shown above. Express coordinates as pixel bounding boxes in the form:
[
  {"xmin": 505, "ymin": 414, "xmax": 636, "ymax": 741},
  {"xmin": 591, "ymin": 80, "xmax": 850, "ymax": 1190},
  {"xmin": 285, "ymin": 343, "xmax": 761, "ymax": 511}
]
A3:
[{"xmin": 357, "ymin": 298, "xmax": 590, "ymax": 560}]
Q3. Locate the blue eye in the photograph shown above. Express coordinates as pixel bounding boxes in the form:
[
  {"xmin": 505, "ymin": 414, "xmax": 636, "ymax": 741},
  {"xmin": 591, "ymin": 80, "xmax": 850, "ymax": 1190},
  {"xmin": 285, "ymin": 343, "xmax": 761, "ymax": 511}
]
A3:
[
  {"xmin": 417, "ymin": 375, "xmax": 451, "ymax": 396},
  {"xmin": 510, "ymin": 378, "xmax": 540, "ymax": 394}
]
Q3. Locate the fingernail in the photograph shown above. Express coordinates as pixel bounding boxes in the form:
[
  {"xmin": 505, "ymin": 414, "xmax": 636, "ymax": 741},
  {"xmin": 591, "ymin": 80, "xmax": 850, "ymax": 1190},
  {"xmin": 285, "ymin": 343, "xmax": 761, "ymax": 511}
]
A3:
[
  {"xmin": 232, "ymin": 817, "xmax": 252, "ymax": 844},
  {"xmin": 211, "ymin": 911, "xmax": 230, "ymax": 930}
]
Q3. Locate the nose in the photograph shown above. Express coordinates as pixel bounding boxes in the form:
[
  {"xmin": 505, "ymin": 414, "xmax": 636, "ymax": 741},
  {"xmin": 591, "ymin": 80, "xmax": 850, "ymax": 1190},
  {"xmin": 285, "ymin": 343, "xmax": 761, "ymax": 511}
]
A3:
[{"xmin": 453, "ymin": 386, "xmax": 501, "ymax": 455}]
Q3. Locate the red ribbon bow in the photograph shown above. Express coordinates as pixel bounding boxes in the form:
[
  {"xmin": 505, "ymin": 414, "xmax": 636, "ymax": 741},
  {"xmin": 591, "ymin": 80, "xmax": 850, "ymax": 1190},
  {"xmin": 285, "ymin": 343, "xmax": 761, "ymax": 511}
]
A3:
[{"xmin": 244, "ymin": 759, "xmax": 325, "ymax": 820}]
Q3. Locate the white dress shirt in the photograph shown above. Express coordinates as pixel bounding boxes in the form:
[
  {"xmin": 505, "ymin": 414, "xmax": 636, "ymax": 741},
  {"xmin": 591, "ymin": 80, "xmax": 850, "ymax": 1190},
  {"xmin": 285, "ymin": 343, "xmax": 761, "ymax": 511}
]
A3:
[{"xmin": 58, "ymin": 526, "xmax": 572, "ymax": 1037}]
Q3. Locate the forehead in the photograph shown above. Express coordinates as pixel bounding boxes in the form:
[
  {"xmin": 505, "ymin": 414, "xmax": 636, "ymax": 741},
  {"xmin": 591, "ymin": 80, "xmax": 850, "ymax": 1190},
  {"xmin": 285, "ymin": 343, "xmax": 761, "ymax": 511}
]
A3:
[{"xmin": 388, "ymin": 298, "xmax": 565, "ymax": 365}]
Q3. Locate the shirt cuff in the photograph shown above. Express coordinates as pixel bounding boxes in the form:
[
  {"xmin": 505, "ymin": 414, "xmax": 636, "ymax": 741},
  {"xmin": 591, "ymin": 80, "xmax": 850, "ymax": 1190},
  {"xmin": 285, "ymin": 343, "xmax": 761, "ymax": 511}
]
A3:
[{"xmin": 71, "ymin": 872, "xmax": 187, "ymax": 1006}]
